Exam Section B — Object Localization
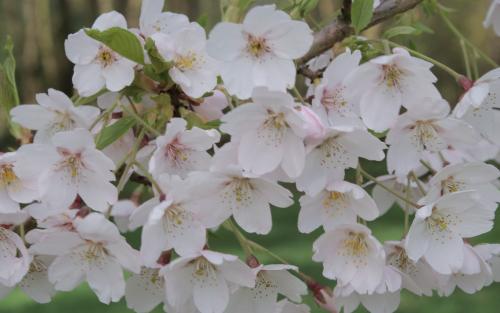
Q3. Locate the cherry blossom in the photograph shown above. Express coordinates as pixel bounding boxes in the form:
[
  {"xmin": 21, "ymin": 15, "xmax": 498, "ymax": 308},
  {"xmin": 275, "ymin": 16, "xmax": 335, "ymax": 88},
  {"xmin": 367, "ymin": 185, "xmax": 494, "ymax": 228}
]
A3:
[
  {"xmin": 220, "ymin": 88, "xmax": 307, "ymax": 177},
  {"xmin": 454, "ymin": 68, "xmax": 500, "ymax": 145},
  {"xmin": 474, "ymin": 244, "xmax": 500, "ymax": 282},
  {"xmin": 64, "ymin": 11, "xmax": 136, "ymax": 96},
  {"xmin": 384, "ymin": 240, "xmax": 437, "ymax": 296},
  {"xmin": 333, "ymin": 266, "xmax": 401, "ymax": 313},
  {"xmin": 140, "ymin": 174, "xmax": 208, "ymax": 263},
  {"xmin": 29, "ymin": 213, "xmax": 141, "ymax": 304},
  {"xmin": 161, "ymin": 250, "xmax": 255, "ymax": 313},
  {"xmin": 386, "ymin": 97, "xmax": 480, "ymax": 176},
  {"xmin": 298, "ymin": 180, "xmax": 379, "ymax": 233},
  {"xmin": 312, "ymin": 49, "xmax": 364, "ymax": 127},
  {"xmin": 149, "ymin": 118, "xmax": 220, "ymax": 178},
  {"xmin": 207, "ymin": 5, "xmax": 313, "ymax": 99},
  {"xmin": 10, "ymin": 88, "xmax": 100, "ymax": 143},
  {"xmin": 125, "ymin": 266, "xmax": 165, "ymax": 313},
  {"xmin": 16, "ymin": 128, "xmax": 118, "ymax": 213},
  {"xmin": 0, "ymin": 255, "xmax": 56, "ymax": 304},
  {"xmin": 296, "ymin": 125, "xmax": 386, "ymax": 195},
  {"xmin": 313, "ymin": 223, "xmax": 386, "ymax": 294},
  {"xmin": 138, "ymin": 0, "xmax": 189, "ymax": 37},
  {"xmin": 436, "ymin": 244, "xmax": 493, "ymax": 296},
  {"xmin": 192, "ymin": 90, "xmax": 229, "ymax": 121},
  {"xmin": 152, "ymin": 23, "xmax": 218, "ymax": 98},
  {"xmin": 225, "ymin": 264, "xmax": 307, "ymax": 313},
  {"xmin": 345, "ymin": 48, "xmax": 440, "ymax": 131},
  {"xmin": 405, "ymin": 191, "xmax": 495, "ymax": 274},
  {"xmin": 0, "ymin": 225, "xmax": 31, "ymax": 287},
  {"xmin": 420, "ymin": 162, "xmax": 500, "ymax": 206},
  {"xmin": 484, "ymin": 0, "xmax": 500, "ymax": 36},
  {"xmin": 371, "ymin": 174, "xmax": 424, "ymax": 215},
  {"xmin": 0, "ymin": 152, "xmax": 39, "ymax": 213},
  {"xmin": 190, "ymin": 167, "xmax": 294, "ymax": 234}
]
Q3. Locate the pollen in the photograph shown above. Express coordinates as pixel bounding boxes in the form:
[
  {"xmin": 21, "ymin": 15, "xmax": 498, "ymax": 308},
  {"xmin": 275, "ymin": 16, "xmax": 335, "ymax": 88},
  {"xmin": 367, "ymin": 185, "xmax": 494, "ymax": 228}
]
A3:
[
  {"xmin": 246, "ymin": 34, "xmax": 270, "ymax": 58},
  {"xmin": 66, "ymin": 155, "xmax": 81, "ymax": 178},
  {"xmin": 175, "ymin": 52, "xmax": 198, "ymax": 70},
  {"xmin": 0, "ymin": 164, "xmax": 18, "ymax": 186},
  {"xmin": 96, "ymin": 47, "xmax": 116, "ymax": 67},
  {"xmin": 192, "ymin": 257, "xmax": 216, "ymax": 279},
  {"xmin": 166, "ymin": 205, "xmax": 185, "ymax": 225},
  {"xmin": 83, "ymin": 242, "xmax": 107, "ymax": 261},
  {"xmin": 382, "ymin": 64, "xmax": 403, "ymax": 89},
  {"xmin": 342, "ymin": 232, "xmax": 368, "ymax": 257},
  {"xmin": 322, "ymin": 191, "xmax": 346, "ymax": 208},
  {"xmin": 441, "ymin": 176, "xmax": 463, "ymax": 194}
]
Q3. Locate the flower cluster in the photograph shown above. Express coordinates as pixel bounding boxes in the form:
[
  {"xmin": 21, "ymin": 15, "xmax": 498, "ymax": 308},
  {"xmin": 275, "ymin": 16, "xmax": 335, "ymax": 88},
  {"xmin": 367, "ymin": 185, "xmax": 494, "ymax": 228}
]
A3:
[{"xmin": 1, "ymin": 1, "xmax": 500, "ymax": 313}]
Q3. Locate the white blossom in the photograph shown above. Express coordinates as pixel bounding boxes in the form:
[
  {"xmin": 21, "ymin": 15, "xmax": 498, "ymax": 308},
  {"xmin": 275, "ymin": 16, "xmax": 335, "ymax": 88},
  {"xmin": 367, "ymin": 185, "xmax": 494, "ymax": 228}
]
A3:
[
  {"xmin": 64, "ymin": 11, "xmax": 136, "ymax": 96},
  {"xmin": 405, "ymin": 191, "xmax": 495, "ymax": 274},
  {"xmin": 313, "ymin": 223, "xmax": 386, "ymax": 294},
  {"xmin": 345, "ymin": 48, "xmax": 440, "ymax": 131},
  {"xmin": 207, "ymin": 5, "xmax": 313, "ymax": 99},
  {"xmin": 10, "ymin": 89, "xmax": 100, "ymax": 143}
]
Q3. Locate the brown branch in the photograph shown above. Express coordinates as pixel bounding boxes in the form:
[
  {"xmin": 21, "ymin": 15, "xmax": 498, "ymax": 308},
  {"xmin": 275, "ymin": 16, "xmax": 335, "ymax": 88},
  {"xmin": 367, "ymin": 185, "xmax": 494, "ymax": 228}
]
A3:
[{"xmin": 296, "ymin": 0, "xmax": 424, "ymax": 67}]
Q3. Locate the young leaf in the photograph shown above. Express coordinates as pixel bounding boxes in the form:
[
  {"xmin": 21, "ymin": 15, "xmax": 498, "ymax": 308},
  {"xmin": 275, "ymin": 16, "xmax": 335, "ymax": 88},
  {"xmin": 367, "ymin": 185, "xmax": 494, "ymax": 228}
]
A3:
[
  {"xmin": 85, "ymin": 27, "xmax": 145, "ymax": 65},
  {"xmin": 96, "ymin": 116, "xmax": 136, "ymax": 150},
  {"xmin": 383, "ymin": 26, "xmax": 419, "ymax": 39},
  {"xmin": 351, "ymin": 0, "xmax": 374, "ymax": 34}
]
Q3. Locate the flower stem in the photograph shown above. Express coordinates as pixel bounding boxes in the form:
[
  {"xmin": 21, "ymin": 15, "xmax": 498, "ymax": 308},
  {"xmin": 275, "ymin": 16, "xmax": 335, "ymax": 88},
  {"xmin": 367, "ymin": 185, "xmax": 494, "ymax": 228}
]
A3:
[
  {"xmin": 224, "ymin": 220, "xmax": 253, "ymax": 258},
  {"xmin": 404, "ymin": 176, "xmax": 411, "ymax": 235},
  {"xmin": 132, "ymin": 161, "xmax": 163, "ymax": 194},
  {"xmin": 121, "ymin": 103, "xmax": 161, "ymax": 137},
  {"xmin": 116, "ymin": 129, "xmax": 146, "ymax": 192},
  {"xmin": 436, "ymin": 4, "xmax": 498, "ymax": 68},
  {"xmin": 459, "ymin": 39, "xmax": 472, "ymax": 79},
  {"xmin": 382, "ymin": 40, "xmax": 463, "ymax": 81},
  {"xmin": 359, "ymin": 167, "xmax": 421, "ymax": 208},
  {"xmin": 409, "ymin": 171, "xmax": 426, "ymax": 195}
]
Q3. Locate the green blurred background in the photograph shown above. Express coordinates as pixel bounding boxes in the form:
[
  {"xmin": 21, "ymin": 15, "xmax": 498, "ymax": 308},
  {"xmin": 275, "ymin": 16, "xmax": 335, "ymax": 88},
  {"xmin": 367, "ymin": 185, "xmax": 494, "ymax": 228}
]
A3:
[{"xmin": 0, "ymin": 0, "xmax": 499, "ymax": 312}]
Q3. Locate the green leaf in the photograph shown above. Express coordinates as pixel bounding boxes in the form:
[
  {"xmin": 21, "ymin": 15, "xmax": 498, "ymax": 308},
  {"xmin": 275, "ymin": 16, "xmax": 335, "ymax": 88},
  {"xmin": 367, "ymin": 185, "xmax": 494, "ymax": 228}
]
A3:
[
  {"xmin": 383, "ymin": 26, "xmax": 419, "ymax": 39},
  {"xmin": 85, "ymin": 27, "xmax": 144, "ymax": 65},
  {"xmin": 351, "ymin": 0, "xmax": 374, "ymax": 34},
  {"xmin": 144, "ymin": 38, "xmax": 169, "ymax": 72},
  {"xmin": 96, "ymin": 116, "xmax": 136, "ymax": 150}
]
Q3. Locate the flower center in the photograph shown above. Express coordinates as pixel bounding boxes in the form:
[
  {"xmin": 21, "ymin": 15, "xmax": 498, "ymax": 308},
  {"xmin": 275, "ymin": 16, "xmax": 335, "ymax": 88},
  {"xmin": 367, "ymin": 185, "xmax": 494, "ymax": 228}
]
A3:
[
  {"xmin": 175, "ymin": 52, "xmax": 198, "ymax": 70},
  {"xmin": 322, "ymin": 191, "xmax": 346, "ymax": 208},
  {"xmin": 246, "ymin": 34, "xmax": 269, "ymax": 58},
  {"xmin": 192, "ymin": 257, "xmax": 216, "ymax": 278},
  {"xmin": 427, "ymin": 211, "xmax": 450, "ymax": 232},
  {"xmin": 165, "ymin": 205, "xmax": 185, "ymax": 225},
  {"xmin": 441, "ymin": 176, "xmax": 462, "ymax": 194},
  {"xmin": 342, "ymin": 232, "xmax": 368, "ymax": 257},
  {"xmin": 165, "ymin": 140, "xmax": 189, "ymax": 165},
  {"xmin": 264, "ymin": 110, "xmax": 287, "ymax": 130},
  {"xmin": 382, "ymin": 64, "xmax": 403, "ymax": 89},
  {"xmin": 410, "ymin": 120, "xmax": 442, "ymax": 152},
  {"xmin": 29, "ymin": 257, "xmax": 48, "ymax": 273},
  {"xmin": 321, "ymin": 86, "xmax": 349, "ymax": 113},
  {"xmin": 53, "ymin": 111, "xmax": 75, "ymax": 131},
  {"xmin": 84, "ymin": 242, "xmax": 107, "ymax": 261},
  {"xmin": 231, "ymin": 178, "xmax": 253, "ymax": 203},
  {"xmin": 96, "ymin": 47, "xmax": 116, "ymax": 67},
  {"xmin": 0, "ymin": 164, "xmax": 17, "ymax": 187}
]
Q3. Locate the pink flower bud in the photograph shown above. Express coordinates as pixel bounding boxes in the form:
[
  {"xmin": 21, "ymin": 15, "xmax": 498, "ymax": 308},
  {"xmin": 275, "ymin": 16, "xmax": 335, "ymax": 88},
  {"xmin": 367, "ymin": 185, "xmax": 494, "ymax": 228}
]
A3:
[
  {"xmin": 193, "ymin": 90, "xmax": 229, "ymax": 121},
  {"xmin": 296, "ymin": 105, "xmax": 326, "ymax": 140}
]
